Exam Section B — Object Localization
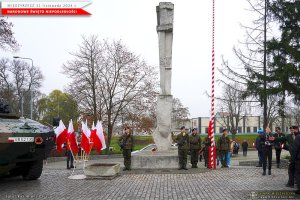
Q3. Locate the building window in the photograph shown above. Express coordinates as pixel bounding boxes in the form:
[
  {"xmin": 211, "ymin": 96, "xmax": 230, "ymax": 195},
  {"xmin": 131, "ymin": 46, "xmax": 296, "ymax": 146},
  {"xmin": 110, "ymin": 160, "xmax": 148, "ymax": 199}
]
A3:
[
  {"xmin": 238, "ymin": 127, "xmax": 242, "ymax": 133},
  {"xmin": 205, "ymin": 127, "xmax": 208, "ymax": 133},
  {"xmin": 253, "ymin": 127, "xmax": 258, "ymax": 133},
  {"xmin": 247, "ymin": 127, "xmax": 251, "ymax": 133}
]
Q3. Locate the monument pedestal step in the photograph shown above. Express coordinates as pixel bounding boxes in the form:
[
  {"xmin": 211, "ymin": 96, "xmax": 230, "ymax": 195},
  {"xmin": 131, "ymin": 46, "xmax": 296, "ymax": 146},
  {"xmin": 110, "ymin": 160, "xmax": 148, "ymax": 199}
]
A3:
[{"xmin": 132, "ymin": 149, "xmax": 180, "ymax": 169}]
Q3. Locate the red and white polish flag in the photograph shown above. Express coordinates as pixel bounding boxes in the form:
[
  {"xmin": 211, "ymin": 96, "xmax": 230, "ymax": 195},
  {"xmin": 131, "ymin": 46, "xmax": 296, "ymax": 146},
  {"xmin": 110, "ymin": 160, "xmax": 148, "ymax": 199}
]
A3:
[
  {"xmin": 67, "ymin": 119, "xmax": 79, "ymax": 154},
  {"xmin": 96, "ymin": 121, "xmax": 107, "ymax": 151},
  {"xmin": 81, "ymin": 121, "xmax": 91, "ymax": 154},
  {"xmin": 54, "ymin": 120, "xmax": 67, "ymax": 152}
]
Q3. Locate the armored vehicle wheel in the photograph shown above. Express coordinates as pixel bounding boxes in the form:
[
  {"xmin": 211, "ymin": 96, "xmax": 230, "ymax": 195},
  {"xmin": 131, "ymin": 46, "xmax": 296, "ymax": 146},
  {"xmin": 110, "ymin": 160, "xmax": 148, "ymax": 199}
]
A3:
[{"xmin": 22, "ymin": 160, "xmax": 43, "ymax": 180}]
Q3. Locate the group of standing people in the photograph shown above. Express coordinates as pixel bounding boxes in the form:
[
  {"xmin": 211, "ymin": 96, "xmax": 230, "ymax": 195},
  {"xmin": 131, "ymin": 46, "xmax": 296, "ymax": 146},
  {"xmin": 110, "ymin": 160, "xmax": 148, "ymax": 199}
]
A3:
[
  {"xmin": 174, "ymin": 127, "xmax": 248, "ymax": 169},
  {"xmin": 175, "ymin": 126, "xmax": 202, "ymax": 170},
  {"xmin": 255, "ymin": 125, "xmax": 300, "ymax": 194}
]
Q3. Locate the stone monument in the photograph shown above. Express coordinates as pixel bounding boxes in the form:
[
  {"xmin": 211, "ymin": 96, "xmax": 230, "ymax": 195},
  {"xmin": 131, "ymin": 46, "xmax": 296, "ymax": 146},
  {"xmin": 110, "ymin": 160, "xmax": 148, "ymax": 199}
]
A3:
[
  {"xmin": 153, "ymin": 2, "xmax": 174, "ymax": 151},
  {"xmin": 131, "ymin": 3, "xmax": 179, "ymax": 169}
]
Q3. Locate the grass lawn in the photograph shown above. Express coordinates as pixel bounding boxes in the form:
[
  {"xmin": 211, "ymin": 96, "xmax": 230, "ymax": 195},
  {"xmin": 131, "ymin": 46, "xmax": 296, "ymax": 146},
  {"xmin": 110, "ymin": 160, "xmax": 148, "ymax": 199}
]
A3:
[
  {"xmin": 200, "ymin": 134, "xmax": 258, "ymax": 148},
  {"xmin": 96, "ymin": 136, "xmax": 154, "ymax": 155}
]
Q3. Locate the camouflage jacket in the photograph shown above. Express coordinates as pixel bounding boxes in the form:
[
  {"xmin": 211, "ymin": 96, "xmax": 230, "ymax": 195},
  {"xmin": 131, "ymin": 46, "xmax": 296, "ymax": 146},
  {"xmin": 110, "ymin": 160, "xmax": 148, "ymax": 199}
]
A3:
[
  {"xmin": 118, "ymin": 133, "xmax": 134, "ymax": 150},
  {"xmin": 175, "ymin": 133, "xmax": 190, "ymax": 150},
  {"xmin": 203, "ymin": 136, "xmax": 211, "ymax": 149},
  {"xmin": 217, "ymin": 135, "xmax": 230, "ymax": 151},
  {"xmin": 189, "ymin": 134, "xmax": 202, "ymax": 150}
]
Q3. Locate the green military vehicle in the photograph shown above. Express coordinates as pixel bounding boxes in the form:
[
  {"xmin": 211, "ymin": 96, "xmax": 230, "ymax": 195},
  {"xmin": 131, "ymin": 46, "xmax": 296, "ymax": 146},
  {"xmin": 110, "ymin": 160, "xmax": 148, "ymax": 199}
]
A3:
[{"xmin": 0, "ymin": 101, "xmax": 55, "ymax": 180}]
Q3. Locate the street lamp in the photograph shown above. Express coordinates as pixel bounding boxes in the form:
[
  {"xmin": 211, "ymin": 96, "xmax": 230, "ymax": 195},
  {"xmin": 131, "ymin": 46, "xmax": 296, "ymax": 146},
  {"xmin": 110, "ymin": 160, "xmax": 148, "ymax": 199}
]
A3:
[{"xmin": 13, "ymin": 56, "xmax": 34, "ymax": 119}]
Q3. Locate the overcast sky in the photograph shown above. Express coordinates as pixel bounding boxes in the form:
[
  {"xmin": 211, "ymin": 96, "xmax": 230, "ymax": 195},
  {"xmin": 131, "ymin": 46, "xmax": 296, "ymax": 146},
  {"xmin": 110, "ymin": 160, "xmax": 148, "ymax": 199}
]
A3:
[{"xmin": 1, "ymin": 0, "xmax": 253, "ymax": 118}]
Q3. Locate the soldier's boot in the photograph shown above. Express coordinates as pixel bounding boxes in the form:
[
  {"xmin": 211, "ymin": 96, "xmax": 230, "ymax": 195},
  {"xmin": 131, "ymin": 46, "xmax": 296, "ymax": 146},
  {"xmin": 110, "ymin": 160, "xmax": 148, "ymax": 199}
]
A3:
[
  {"xmin": 268, "ymin": 170, "xmax": 271, "ymax": 175},
  {"xmin": 183, "ymin": 163, "xmax": 188, "ymax": 170},
  {"xmin": 262, "ymin": 170, "xmax": 266, "ymax": 176},
  {"xmin": 67, "ymin": 160, "xmax": 70, "ymax": 169},
  {"xmin": 286, "ymin": 179, "xmax": 294, "ymax": 187}
]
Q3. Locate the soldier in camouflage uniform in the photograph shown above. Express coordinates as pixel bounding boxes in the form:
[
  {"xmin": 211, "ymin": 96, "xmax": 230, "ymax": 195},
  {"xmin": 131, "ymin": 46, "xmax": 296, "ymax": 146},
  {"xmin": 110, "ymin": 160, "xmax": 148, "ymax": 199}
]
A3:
[
  {"xmin": 203, "ymin": 135, "xmax": 211, "ymax": 167},
  {"xmin": 189, "ymin": 128, "xmax": 202, "ymax": 168},
  {"xmin": 175, "ymin": 126, "xmax": 190, "ymax": 170},
  {"xmin": 118, "ymin": 127, "xmax": 134, "ymax": 171},
  {"xmin": 217, "ymin": 129, "xmax": 230, "ymax": 168}
]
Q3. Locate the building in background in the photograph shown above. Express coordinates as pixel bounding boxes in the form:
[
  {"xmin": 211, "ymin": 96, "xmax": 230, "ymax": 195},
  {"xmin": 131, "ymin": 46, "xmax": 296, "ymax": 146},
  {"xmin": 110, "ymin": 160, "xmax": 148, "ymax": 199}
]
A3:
[{"xmin": 192, "ymin": 114, "xmax": 295, "ymax": 134}]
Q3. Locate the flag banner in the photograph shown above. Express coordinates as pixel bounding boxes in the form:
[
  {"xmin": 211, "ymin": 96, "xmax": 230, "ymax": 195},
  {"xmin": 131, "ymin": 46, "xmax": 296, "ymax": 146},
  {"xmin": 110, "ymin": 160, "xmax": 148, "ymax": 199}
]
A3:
[
  {"xmin": 67, "ymin": 119, "xmax": 79, "ymax": 154},
  {"xmin": 1, "ymin": 1, "xmax": 91, "ymax": 16},
  {"xmin": 81, "ymin": 122, "xmax": 91, "ymax": 154},
  {"xmin": 54, "ymin": 120, "xmax": 67, "ymax": 152}
]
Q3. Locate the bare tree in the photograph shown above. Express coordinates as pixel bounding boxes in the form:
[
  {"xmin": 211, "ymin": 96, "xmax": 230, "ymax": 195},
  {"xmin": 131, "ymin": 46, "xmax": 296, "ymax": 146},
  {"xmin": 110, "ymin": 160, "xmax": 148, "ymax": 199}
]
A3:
[
  {"xmin": 0, "ymin": 19, "xmax": 18, "ymax": 51},
  {"xmin": 0, "ymin": 58, "xmax": 43, "ymax": 117},
  {"xmin": 96, "ymin": 40, "xmax": 157, "ymax": 148},
  {"xmin": 64, "ymin": 36, "xmax": 158, "ymax": 150},
  {"xmin": 216, "ymin": 83, "xmax": 249, "ymax": 134},
  {"xmin": 172, "ymin": 98, "xmax": 190, "ymax": 129},
  {"xmin": 63, "ymin": 35, "xmax": 102, "ymax": 123},
  {"xmin": 219, "ymin": 0, "xmax": 278, "ymax": 129}
]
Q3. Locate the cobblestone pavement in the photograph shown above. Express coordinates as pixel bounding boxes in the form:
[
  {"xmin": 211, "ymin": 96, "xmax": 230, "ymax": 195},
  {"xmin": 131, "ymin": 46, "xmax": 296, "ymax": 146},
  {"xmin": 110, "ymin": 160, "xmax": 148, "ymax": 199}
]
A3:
[
  {"xmin": 0, "ymin": 165, "xmax": 296, "ymax": 200},
  {"xmin": 0, "ymin": 151, "xmax": 297, "ymax": 200}
]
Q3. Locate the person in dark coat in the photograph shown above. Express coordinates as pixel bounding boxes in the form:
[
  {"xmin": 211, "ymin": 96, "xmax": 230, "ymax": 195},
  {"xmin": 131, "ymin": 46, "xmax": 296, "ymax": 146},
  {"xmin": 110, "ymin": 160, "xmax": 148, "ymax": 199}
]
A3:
[
  {"xmin": 255, "ymin": 128, "xmax": 264, "ymax": 167},
  {"xmin": 217, "ymin": 129, "xmax": 230, "ymax": 168},
  {"xmin": 291, "ymin": 128, "xmax": 300, "ymax": 195},
  {"xmin": 274, "ymin": 125, "xmax": 299, "ymax": 187},
  {"xmin": 274, "ymin": 127, "xmax": 285, "ymax": 168},
  {"xmin": 242, "ymin": 140, "xmax": 248, "ymax": 156},
  {"xmin": 259, "ymin": 127, "xmax": 275, "ymax": 175}
]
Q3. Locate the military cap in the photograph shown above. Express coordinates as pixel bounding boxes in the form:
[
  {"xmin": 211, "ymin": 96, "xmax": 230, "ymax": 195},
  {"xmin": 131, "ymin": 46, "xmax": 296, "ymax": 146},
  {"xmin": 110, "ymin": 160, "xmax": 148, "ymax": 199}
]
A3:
[{"xmin": 290, "ymin": 125, "xmax": 298, "ymax": 130}]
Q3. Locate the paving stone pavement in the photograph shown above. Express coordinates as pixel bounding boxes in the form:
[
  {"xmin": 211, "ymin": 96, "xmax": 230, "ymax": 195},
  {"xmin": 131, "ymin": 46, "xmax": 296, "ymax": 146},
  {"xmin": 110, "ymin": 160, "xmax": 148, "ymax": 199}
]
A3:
[
  {"xmin": 0, "ymin": 166, "xmax": 297, "ymax": 200},
  {"xmin": 0, "ymin": 151, "xmax": 297, "ymax": 200}
]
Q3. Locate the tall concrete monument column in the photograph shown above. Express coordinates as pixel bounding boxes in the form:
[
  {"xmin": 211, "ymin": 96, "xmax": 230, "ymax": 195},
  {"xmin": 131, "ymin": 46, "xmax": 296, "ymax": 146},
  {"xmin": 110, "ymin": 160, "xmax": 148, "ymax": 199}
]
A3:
[{"xmin": 153, "ymin": 2, "xmax": 174, "ymax": 151}]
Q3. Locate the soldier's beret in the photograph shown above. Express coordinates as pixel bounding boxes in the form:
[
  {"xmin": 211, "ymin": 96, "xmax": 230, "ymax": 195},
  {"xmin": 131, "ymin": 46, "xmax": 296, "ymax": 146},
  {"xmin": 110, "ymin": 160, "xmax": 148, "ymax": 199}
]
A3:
[{"xmin": 180, "ymin": 126, "xmax": 185, "ymax": 130}]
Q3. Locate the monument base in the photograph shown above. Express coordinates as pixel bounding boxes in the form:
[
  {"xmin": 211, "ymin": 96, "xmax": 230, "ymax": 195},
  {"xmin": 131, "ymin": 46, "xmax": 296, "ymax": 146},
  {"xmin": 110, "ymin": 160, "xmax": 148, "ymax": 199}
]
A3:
[
  {"xmin": 132, "ymin": 148, "xmax": 180, "ymax": 169},
  {"xmin": 84, "ymin": 163, "xmax": 120, "ymax": 179}
]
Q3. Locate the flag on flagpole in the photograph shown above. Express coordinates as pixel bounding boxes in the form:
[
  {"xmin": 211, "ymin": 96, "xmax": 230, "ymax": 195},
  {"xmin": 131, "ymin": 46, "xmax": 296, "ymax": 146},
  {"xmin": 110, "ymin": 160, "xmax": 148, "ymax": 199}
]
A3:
[
  {"xmin": 97, "ymin": 121, "xmax": 107, "ymax": 151},
  {"xmin": 54, "ymin": 120, "xmax": 67, "ymax": 152},
  {"xmin": 67, "ymin": 119, "xmax": 79, "ymax": 154},
  {"xmin": 81, "ymin": 121, "xmax": 91, "ymax": 154}
]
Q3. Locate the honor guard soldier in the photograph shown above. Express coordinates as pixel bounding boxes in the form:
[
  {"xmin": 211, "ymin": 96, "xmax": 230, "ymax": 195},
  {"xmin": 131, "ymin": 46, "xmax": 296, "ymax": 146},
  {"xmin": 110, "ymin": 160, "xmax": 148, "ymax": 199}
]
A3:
[
  {"xmin": 176, "ymin": 126, "xmax": 190, "ymax": 170},
  {"xmin": 119, "ymin": 127, "xmax": 134, "ymax": 171},
  {"xmin": 189, "ymin": 128, "xmax": 202, "ymax": 168},
  {"xmin": 203, "ymin": 135, "xmax": 212, "ymax": 168}
]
